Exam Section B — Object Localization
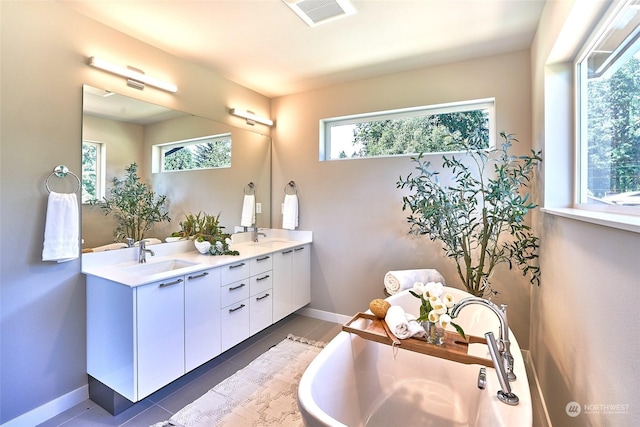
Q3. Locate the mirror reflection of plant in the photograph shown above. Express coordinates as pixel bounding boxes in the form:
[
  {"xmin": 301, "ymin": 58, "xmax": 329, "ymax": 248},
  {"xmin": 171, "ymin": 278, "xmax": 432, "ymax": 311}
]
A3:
[
  {"xmin": 92, "ymin": 163, "xmax": 170, "ymax": 243},
  {"xmin": 172, "ymin": 211, "xmax": 239, "ymax": 256},
  {"xmin": 397, "ymin": 132, "xmax": 542, "ymax": 297}
]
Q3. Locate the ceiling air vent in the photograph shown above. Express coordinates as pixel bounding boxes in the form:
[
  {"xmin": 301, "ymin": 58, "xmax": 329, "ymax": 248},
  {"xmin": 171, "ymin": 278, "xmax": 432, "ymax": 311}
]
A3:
[{"xmin": 282, "ymin": 0, "xmax": 356, "ymax": 27}]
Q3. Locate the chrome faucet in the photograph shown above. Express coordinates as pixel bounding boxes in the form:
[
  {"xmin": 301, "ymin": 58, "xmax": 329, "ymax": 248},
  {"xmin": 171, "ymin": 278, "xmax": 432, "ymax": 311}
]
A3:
[
  {"xmin": 485, "ymin": 331, "xmax": 519, "ymax": 405},
  {"xmin": 450, "ymin": 297, "xmax": 516, "ymax": 381},
  {"xmin": 253, "ymin": 228, "xmax": 267, "ymax": 243},
  {"xmin": 138, "ymin": 240, "xmax": 155, "ymax": 263}
]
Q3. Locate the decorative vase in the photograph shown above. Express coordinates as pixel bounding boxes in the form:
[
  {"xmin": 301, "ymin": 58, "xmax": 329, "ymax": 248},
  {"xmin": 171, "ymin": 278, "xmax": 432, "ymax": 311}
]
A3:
[
  {"xmin": 422, "ymin": 321, "xmax": 445, "ymax": 346},
  {"xmin": 194, "ymin": 239, "xmax": 211, "ymax": 254}
]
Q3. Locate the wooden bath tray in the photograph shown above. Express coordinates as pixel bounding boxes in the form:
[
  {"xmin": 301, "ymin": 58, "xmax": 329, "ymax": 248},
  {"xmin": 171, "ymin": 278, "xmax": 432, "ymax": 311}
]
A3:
[{"xmin": 342, "ymin": 312, "xmax": 494, "ymax": 368}]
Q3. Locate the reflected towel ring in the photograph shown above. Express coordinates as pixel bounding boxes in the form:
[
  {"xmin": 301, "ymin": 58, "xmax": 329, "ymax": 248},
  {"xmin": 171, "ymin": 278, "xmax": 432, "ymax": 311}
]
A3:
[
  {"xmin": 45, "ymin": 165, "xmax": 81, "ymax": 194},
  {"xmin": 244, "ymin": 182, "xmax": 255, "ymax": 195},
  {"xmin": 285, "ymin": 181, "xmax": 297, "ymax": 195}
]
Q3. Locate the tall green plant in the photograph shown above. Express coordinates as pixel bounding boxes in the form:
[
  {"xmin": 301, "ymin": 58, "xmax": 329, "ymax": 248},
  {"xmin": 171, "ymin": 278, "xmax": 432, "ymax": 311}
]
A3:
[
  {"xmin": 397, "ymin": 132, "xmax": 542, "ymax": 297},
  {"xmin": 97, "ymin": 163, "xmax": 171, "ymax": 242}
]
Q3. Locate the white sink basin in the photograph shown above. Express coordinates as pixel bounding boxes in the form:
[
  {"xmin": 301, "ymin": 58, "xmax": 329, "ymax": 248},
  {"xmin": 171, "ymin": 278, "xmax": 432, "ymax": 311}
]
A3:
[{"xmin": 121, "ymin": 259, "xmax": 199, "ymax": 276}]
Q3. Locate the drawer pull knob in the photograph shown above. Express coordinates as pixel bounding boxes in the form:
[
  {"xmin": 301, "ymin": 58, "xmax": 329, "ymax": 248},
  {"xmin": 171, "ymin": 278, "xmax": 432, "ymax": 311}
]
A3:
[
  {"xmin": 188, "ymin": 272, "xmax": 209, "ymax": 280},
  {"xmin": 229, "ymin": 283, "xmax": 246, "ymax": 291},
  {"xmin": 229, "ymin": 262, "xmax": 246, "ymax": 269},
  {"xmin": 256, "ymin": 274, "xmax": 270, "ymax": 281},
  {"xmin": 229, "ymin": 304, "xmax": 246, "ymax": 313},
  {"xmin": 159, "ymin": 278, "xmax": 183, "ymax": 288},
  {"xmin": 294, "ymin": 247, "xmax": 305, "ymax": 251},
  {"xmin": 282, "ymin": 249, "xmax": 293, "ymax": 254},
  {"xmin": 256, "ymin": 293, "xmax": 270, "ymax": 301},
  {"xmin": 257, "ymin": 256, "xmax": 270, "ymax": 261}
]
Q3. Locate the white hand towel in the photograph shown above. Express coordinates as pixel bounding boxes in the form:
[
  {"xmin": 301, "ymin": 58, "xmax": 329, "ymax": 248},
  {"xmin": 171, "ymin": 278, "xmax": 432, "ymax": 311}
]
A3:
[
  {"xmin": 240, "ymin": 194, "xmax": 255, "ymax": 227},
  {"xmin": 385, "ymin": 305, "xmax": 427, "ymax": 340},
  {"xmin": 282, "ymin": 194, "xmax": 298, "ymax": 230},
  {"xmin": 384, "ymin": 269, "xmax": 445, "ymax": 295},
  {"xmin": 42, "ymin": 192, "xmax": 79, "ymax": 263}
]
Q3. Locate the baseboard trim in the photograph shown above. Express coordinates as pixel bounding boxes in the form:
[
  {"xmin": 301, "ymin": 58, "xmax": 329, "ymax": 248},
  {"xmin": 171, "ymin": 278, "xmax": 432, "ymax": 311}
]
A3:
[
  {"xmin": 296, "ymin": 307, "xmax": 351, "ymax": 324},
  {"xmin": 522, "ymin": 350, "xmax": 553, "ymax": 427},
  {"xmin": 0, "ymin": 385, "xmax": 88, "ymax": 427}
]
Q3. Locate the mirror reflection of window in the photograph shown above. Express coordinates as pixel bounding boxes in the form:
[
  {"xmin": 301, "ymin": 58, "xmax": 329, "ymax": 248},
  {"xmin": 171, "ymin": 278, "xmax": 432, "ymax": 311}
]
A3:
[
  {"xmin": 157, "ymin": 133, "xmax": 232, "ymax": 172},
  {"xmin": 81, "ymin": 140, "xmax": 105, "ymax": 203}
]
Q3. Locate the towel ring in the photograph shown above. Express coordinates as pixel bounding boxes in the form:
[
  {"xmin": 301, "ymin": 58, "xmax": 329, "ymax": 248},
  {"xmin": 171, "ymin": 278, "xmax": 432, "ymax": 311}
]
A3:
[
  {"xmin": 244, "ymin": 182, "xmax": 255, "ymax": 195},
  {"xmin": 45, "ymin": 165, "xmax": 81, "ymax": 194},
  {"xmin": 285, "ymin": 181, "xmax": 297, "ymax": 195}
]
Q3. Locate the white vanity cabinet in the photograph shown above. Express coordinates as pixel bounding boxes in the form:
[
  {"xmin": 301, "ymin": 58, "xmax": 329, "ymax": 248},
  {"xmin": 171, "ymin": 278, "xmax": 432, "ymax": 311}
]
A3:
[
  {"xmin": 249, "ymin": 254, "xmax": 273, "ymax": 335},
  {"xmin": 220, "ymin": 260, "xmax": 251, "ymax": 351},
  {"xmin": 87, "ymin": 275, "xmax": 186, "ymax": 403},
  {"xmin": 84, "ymin": 235, "xmax": 311, "ymax": 414},
  {"xmin": 184, "ymin": 269, "xmax": 221, "ymax": 372},
  {"xmin": 272, "ymin": 244, "xmax": 311, "ymax": 322},
  {"xmin": 87, "ymin": 267, "xmax": 221, "ymax": 403},
  {"xmin": 136, "ymin": 277, "xmax": 185, "ymax": 399},
  {"xmin": 220, "ymin": 255, "xmax": 274, "ymax": 350}
]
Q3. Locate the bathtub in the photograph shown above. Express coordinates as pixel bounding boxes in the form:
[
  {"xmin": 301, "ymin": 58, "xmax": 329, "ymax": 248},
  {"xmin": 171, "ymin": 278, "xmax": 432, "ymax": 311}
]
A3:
[{"xmin": 298, "ymin": 287, "xmax": 532, "ymax": 427}]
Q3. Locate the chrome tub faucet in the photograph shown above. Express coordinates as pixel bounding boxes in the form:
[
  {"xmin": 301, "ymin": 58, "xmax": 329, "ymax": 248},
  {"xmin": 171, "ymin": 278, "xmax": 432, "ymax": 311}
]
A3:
[{"xmin": 450, "ymin": 297, "xmax": 516, "ymax": 382}]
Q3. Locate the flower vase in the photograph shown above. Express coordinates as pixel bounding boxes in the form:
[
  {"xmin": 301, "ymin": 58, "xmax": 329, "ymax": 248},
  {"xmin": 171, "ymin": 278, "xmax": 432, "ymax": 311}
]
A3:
[
  {"xmin": 422, "ymin": 321, "xmax": 445, "ymax": 346},
  {"xmin": 194, "ymin": 239, "xmax": 212, "ymax": 254}
]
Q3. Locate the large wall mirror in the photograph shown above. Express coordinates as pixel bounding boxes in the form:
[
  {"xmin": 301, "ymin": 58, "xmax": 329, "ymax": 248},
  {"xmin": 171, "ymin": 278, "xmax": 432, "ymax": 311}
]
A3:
[{"xmin": 81, "ymin": 84, "xmax": 271, "ymax": 251}]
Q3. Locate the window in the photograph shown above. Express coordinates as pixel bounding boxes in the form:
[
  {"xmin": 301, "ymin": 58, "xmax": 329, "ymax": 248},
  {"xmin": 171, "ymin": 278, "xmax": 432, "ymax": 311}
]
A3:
[
  {"xmin": 154, "ymin": 133, "xmax": 232, "ymax": 173},
  {"xmin": 577, "ymin": 0, "xmax": 640, "ymax": 213},
  {"xmin": 320, "ymin": 99, "xmax": 495, "ymax": 160},
  {"xmin": 81, "ymin": 140, "xmax": 105, "ymax": 203}
]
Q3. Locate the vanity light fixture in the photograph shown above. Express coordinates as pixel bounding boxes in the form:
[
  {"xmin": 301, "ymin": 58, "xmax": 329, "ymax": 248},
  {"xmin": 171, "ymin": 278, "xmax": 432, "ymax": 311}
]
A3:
[
  {"xmin": 88, "ymin": 56, "xmax": 178, "ymax": 93},
  {"xmin": 229, "ymin": 108, "xmax": 274, "ymax": 126}
]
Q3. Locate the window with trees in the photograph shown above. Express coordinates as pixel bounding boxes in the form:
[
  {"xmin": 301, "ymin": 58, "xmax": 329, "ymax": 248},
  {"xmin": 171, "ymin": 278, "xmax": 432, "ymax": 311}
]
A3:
[
  {"xmin": 81, "ymin": 140, "xmax": 105, "ymax": 203},
  {"xmin": 156, "ymin": 133, "xmax": 232, "ymax": 172},
  {"xmin": 577, "ymin": 0, "xmax": 640, "ymax": 212},
  {"xmin": 320, "ymin": 99, "xmax": 494, "ymax": 160}
]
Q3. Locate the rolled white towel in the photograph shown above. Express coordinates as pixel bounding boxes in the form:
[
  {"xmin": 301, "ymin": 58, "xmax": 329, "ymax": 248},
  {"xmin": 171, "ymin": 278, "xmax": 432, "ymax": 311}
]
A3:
[
  {"xmin": 385, "ymin": 306, "xmax": 426, "ymax": 340},
  {"xmin": 384, "ymin": 269, "xmax": 445, "ymax": 295}
]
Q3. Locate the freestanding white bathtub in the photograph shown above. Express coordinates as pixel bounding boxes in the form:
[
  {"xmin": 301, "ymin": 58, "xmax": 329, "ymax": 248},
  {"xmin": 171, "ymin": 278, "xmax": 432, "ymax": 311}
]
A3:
[{"xmin": 298, "ymin": 287, "xmax": 532, "ymax": 427}]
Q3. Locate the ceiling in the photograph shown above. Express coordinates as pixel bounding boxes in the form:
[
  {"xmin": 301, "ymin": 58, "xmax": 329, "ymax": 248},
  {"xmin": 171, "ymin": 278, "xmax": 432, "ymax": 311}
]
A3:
[{"xmin": 58, "ymin": 0, "xmax": 547, "ymax": 98}]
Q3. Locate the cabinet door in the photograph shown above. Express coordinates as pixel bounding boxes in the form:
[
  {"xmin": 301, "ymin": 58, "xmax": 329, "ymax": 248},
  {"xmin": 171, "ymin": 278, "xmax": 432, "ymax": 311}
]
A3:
[
  {"xmin": 185, "ymin": 269, "xmax": 221, "ymax": 372},
  {"xmin": 136, "ymin": 277, "xmax": 185, "ymax": 400},
  {"xmin": 220, "ymin": 299, "xmax": 250, "ymax": 351},
  {"xmin": 250, "ymin": 290, "xmax": 273, "ymax": 335},
  {"xmin": 292, "ymin": 245, "xmax": 311, "ymax": 311},
  {"xmin": 272, "ymin": 248, "xmax": 293, "ymax": 322}
]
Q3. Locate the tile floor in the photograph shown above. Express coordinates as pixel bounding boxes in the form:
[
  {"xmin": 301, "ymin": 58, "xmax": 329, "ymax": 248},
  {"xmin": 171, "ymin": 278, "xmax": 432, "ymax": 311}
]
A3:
[
  {"xmin": 37, "ymin": 314, "xmax": 342, "ymax": 427},
  {"xmin": 37, "ymin": 313, "xmax": 548, "ymax": 427}
]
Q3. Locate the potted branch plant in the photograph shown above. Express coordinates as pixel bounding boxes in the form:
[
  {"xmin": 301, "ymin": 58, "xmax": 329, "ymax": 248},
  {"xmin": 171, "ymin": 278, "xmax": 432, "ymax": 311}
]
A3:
[
  {"xmin": 397, "ymin": 132, "xmax": 542, "ymax": 297},
  {"xmin": 172, "ymin": 211, "xmax": 239, "ymax": 256},
  {"xmin": 93, "ymin": 163, "xmax": 170, "ymax": 242}
]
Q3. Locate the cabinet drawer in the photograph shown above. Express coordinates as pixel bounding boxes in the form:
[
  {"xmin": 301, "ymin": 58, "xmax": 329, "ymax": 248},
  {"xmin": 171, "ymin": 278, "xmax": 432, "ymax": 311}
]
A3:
[
  {"xmin": 221, "ymin": 261, "xmax": 250, "ymax": 285},
  {"xmin": 250, "ymin": 254, "xmax": 272, "ymax": 276},
  {"xmin": 221, "ymin": 279, "xmax": 250, "ymax": 308},
  {"xmin": 250, "ymin": 290, "xmax": 272, "ymax": 335},
  {"xmin": 221, "ymin": 298, "xmax": 250, "ymax": 351},
  {"xmin": 250, "ymin": 271, "xmax": 272, "ymax": 296}
]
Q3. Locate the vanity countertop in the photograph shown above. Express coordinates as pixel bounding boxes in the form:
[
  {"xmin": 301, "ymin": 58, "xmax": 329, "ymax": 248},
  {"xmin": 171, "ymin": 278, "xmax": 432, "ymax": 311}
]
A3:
[{"xmin": 82, "ymin": 229, "xmax": 312, "ymax": 287}]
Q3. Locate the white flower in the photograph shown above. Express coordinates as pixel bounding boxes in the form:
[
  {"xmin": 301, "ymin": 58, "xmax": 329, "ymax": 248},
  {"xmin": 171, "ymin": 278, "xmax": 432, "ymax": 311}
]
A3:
[
  {"xmin": 428, "ymin": 310, "xmax": 440, "ymax": 323},
  {"xmin": 439, "ymin": 313, "xmax": 452, "ymax": 329},
  {"xmin": 225, "ymin": 237, "xmax": 232, "ymax": 245},
  {"xmin": 412, "ymin": 282, "xmax": 425, "ymax": 295},
  {"xmin": 424, "ymin": 281, "xmax": 444, "ymax": 298},
  {"xmin": 442, "ymin": 293, "xmax": 455, "ymax": 308},
  {"xmin": 432, "ymin": 298, "xmax": 447, "ymax": 315}
]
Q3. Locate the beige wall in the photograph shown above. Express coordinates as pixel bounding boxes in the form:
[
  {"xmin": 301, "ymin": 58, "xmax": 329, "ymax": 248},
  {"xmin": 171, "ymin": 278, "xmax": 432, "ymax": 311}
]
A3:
[
  {"xmin": 0, "ymin": 2, "xmax": 269, "ymax": 423},
  {"xmin": 271, "ymin": 49, "xmax": 534, "ymax": 344},
  {"xmin": 531, "ymin": 0, "xmax": 640, "ymax": 425}
]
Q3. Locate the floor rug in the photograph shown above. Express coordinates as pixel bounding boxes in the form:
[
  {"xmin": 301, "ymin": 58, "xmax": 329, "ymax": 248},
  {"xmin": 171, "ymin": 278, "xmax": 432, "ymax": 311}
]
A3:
[{"xmin": 151, "ymin": 334, "xmax": 325, "ymax": 427}]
